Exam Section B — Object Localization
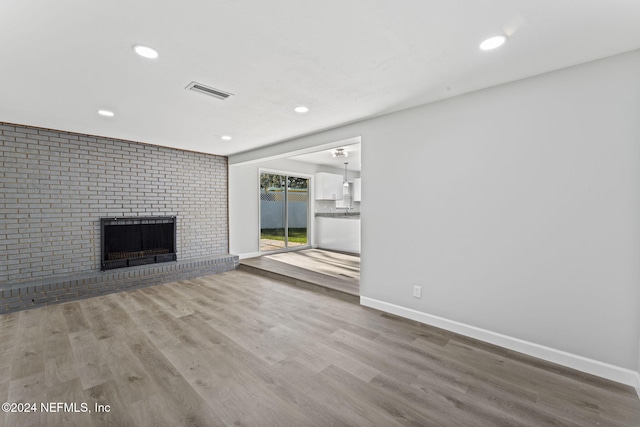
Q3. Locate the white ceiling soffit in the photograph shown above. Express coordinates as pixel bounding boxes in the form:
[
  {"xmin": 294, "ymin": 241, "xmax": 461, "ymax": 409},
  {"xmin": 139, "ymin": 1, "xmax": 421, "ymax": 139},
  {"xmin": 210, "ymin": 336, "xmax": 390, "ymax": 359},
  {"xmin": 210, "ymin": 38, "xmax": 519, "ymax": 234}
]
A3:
[
  {"xmin": 1, "ymin": 0, "xmax": 639, "ymax": 156},
  {"xmin": 230, "ymin": 136, "xmax": 361, "ymax": 166}
]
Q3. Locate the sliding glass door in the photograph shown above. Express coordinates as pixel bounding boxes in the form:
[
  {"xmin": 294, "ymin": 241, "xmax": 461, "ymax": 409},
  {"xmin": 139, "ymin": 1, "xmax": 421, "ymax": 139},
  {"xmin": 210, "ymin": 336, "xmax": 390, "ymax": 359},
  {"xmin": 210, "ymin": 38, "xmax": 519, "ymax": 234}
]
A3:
[
  {"xmin": 260, "ymin": 172, "xmax": 309, "ymax": 252},
  {"xmin": 286, "ymin": 175, "xmax": 309, "ymax": 249}
]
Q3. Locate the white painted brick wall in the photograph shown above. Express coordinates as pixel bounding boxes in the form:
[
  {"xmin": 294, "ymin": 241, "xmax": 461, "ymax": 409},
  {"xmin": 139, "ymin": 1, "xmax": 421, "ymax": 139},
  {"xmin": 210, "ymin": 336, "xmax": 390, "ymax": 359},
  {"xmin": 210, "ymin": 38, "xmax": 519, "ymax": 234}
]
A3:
[{"xmin": 0, "ymin": 122, "xmax": 229, "ymax": 285}]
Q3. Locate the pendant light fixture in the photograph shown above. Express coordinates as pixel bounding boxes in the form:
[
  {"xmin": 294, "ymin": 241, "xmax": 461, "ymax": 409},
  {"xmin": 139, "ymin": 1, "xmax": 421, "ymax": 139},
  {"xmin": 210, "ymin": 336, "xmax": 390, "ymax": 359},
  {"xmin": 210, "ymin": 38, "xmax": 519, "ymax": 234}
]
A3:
[
  {"xmin": 343, "ymin": 162, "xmax": 349, "ymax": 187},
  {"xmin": 333, "ymin": 148, "xmax": 348, "ymax": 158}
]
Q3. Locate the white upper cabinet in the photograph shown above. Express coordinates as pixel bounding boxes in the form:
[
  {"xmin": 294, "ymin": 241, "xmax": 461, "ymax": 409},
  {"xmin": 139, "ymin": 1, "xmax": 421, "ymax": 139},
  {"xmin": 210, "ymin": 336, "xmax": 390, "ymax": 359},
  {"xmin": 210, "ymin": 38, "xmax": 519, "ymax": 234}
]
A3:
[
  {"xmin": 353, "ymin": 178, "xmax": 361, "ymax": 202},
  {"xmin": 315, "ymin": 173, "xmax": 344, "ymax": 200}
]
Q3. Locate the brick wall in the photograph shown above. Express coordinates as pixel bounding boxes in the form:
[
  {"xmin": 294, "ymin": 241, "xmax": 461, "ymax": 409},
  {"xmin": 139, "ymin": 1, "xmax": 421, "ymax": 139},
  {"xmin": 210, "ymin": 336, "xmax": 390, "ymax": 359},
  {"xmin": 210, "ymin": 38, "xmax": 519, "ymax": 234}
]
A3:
[{"xmin": 0, "ymin": 121, "xmax": 230, "ymax": 288}]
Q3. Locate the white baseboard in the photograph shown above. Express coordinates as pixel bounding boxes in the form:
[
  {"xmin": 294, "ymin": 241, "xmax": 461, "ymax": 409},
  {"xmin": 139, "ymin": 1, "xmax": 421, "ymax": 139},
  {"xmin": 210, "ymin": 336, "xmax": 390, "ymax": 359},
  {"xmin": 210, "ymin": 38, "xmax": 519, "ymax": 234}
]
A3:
[
  {"xmin": 237, "ymin": 252, "xmax": 261, "ymax": 260},
  {"xmin": 360, "ymin": 297, "xmax": 639, "ymax": 389}
]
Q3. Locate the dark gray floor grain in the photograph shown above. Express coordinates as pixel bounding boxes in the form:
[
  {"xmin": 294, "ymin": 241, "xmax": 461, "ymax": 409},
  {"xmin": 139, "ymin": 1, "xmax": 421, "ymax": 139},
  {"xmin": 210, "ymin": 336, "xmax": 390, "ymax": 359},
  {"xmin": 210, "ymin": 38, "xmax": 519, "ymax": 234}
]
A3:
[{"xmin": 0, "ymin": 269, "xmax": 638, "ymax": 426}]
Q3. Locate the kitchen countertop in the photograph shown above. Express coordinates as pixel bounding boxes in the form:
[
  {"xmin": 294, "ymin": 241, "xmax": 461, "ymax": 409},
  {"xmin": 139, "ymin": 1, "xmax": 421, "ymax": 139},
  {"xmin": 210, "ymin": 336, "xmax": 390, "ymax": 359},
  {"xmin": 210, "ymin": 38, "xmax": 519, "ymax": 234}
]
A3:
[{"xmin": 315, "ymin": 212, "xmax": 361, "ymax": 219}]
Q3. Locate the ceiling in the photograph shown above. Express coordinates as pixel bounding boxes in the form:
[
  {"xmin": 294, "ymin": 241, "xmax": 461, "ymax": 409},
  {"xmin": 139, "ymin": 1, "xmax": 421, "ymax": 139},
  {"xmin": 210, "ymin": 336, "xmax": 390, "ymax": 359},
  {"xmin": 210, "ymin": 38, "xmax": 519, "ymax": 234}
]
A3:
[
  {"xmin": 1, "ymin": 1, "xmax": 639, "ymax": 157},
  {"xmin": 289, "ymin": 144, "xmax": 361, "ymax": 172}
]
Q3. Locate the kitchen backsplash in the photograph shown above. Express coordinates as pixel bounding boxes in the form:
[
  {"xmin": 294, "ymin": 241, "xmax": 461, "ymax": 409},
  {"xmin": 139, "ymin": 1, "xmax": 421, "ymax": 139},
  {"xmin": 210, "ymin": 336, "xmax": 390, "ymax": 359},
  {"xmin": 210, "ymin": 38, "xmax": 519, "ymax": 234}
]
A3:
[{"xmin": 315, "ymin": 199, "xmax": 360, "ymax": 213}]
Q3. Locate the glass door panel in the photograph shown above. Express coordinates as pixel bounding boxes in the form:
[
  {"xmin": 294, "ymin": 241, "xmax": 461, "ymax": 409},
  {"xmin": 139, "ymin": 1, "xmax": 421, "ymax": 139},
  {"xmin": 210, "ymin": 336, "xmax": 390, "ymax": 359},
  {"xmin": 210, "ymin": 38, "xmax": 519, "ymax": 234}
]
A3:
[
  {"xmin": 260, "ymin": 173, "xmax": 286, "ymax": 252},
  {"xmin": 287, "ymin": 176, "xmax": 309, "ymax": 248}
]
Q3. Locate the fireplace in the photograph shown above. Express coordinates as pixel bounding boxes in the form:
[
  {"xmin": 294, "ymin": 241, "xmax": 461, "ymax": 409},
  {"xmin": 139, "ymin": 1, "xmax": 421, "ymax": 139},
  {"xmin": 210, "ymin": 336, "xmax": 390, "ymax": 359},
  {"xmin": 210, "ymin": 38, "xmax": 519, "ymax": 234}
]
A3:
[{"xmin": 101, "ymin": 216, "xmax": 177, "ymax": 271}]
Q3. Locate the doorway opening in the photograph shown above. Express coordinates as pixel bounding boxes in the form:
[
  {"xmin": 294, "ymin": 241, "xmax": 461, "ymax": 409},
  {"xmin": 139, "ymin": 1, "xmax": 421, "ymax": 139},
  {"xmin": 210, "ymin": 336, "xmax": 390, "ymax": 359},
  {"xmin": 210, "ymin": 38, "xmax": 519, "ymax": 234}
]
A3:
[{"xmin": 259, "ymin": 172, "xmax": 310, "ymax": 253}]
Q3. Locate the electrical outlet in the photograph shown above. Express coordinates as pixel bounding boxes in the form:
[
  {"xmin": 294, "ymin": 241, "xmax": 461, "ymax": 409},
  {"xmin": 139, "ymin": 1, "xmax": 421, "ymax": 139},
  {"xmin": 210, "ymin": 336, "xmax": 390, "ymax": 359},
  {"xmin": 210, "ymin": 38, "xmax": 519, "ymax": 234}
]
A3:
[{"xmin": 413, "ymin": 285, "xmax": 422, "ymax": 299}]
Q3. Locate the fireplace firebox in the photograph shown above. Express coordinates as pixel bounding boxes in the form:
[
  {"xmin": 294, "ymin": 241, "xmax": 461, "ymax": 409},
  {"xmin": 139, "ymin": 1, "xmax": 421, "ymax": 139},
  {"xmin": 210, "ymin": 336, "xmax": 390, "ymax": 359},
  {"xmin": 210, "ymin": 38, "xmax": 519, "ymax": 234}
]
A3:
[{"xmin": 101, "ymin": 216, "xmax": 177, "ymax": 271}]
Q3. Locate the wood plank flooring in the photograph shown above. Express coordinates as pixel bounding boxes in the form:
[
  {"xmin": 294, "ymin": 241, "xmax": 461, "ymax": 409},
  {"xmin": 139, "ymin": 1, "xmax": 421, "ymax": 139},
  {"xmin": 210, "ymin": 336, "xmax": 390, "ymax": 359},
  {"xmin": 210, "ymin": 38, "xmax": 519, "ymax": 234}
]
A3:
[
  {"xmin": 1, "ymin": 270, "xmax": 639, "ymax": 426},
  {"xmin": 240, "ymin": 249, "xmax": 360, "ymax": 297},
  {"xmin": 266, "ymin": 249, "xmax": 360, "ymax": 283}
]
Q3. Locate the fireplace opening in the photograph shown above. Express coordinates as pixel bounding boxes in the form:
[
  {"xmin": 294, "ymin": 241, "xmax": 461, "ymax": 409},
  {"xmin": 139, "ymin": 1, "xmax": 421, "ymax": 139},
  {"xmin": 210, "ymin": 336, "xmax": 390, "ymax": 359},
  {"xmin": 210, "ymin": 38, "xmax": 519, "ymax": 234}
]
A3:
[{"xmin": 101, "ymin": 216, "xmax": 177, "ymax": 271}]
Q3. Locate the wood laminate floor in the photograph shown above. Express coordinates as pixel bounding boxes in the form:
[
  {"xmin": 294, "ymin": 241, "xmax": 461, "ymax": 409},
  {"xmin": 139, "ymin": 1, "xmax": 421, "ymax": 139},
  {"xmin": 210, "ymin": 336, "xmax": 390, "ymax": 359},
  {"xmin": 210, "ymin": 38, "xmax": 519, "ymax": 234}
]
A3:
[
  {"xmin": 266, "ymin": 250, "xmax": 360, "ymax": 283},
  {"xmin": 1, "ymin": 270, "xmax": 639, "ymax": 426},
  {"xmin": 239, "ymin": 249, "xmax": 360, "ymax": 297}
]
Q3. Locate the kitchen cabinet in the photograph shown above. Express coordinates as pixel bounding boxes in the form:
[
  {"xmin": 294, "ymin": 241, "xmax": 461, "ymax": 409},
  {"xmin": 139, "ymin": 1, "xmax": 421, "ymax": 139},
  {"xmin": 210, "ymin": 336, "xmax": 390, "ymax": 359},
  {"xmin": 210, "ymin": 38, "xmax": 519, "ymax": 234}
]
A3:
[
  {"xmin": 316, "ymin": 216, "xmax": 360, "ymax": 254},
  {"xmin": 353, "ymin": 178, "xmax": 361, "ymax": 202},
  {"xmin": 315, "ymin": 172, "xmax": 344, "ymax": 200}
]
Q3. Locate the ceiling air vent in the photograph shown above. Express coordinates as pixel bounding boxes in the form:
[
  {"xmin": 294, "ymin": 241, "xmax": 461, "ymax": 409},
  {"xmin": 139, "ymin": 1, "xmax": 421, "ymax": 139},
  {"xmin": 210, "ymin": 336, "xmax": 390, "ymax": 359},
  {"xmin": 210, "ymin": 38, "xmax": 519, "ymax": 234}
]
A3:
[{"xmin": 185, "ymin": 81, "xmax": 233, "ymax": 100}]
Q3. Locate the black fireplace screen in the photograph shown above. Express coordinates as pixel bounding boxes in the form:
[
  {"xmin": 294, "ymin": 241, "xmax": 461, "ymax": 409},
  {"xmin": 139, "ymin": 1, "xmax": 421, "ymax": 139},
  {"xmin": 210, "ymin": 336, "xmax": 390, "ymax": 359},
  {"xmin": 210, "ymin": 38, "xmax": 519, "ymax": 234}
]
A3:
[{"xmin": 101, "ymin": 216, "xmax": 177, "ymax": 271}]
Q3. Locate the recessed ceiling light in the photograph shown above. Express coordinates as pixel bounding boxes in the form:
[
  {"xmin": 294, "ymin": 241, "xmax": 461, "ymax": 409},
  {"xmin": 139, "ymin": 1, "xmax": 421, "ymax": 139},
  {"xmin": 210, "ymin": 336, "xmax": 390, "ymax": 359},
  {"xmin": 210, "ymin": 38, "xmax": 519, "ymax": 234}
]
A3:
[
  {"xmin": 97, "ymin": 109, "xmax": 114, "ymax": 117},
  {"xmin": 294, "ymin": 106, "xmax": 310, "ymax": 114},
  {"xmin": 221, "ymin": 135, "xmax": 232, "ymax": 141},
  {"xmin": 132, "ymin": 44, "xmax": 159, "ymax": 59},
  {"xmin": 480, "ymin": 35, "xmax": 507, "ymax": 51}
]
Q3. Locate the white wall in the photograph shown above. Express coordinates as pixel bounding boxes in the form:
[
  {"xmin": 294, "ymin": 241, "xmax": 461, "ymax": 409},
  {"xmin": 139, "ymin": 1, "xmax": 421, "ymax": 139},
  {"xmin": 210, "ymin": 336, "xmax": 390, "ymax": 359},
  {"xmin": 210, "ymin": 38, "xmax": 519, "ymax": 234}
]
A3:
[
  {"xmin": 229, "ymin": 158, "xmax": 358, "ymax": 257},
  {"xmin": 637, "ymin": 338, "xmax": 640, "ymax": 393},
  {"xmin": 363, "ymin": 50, "xmax": 640, "ymax": 377},
  {"xmin": 230, "ymin": 49, "xmax": 640, "ymax": 384}
]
